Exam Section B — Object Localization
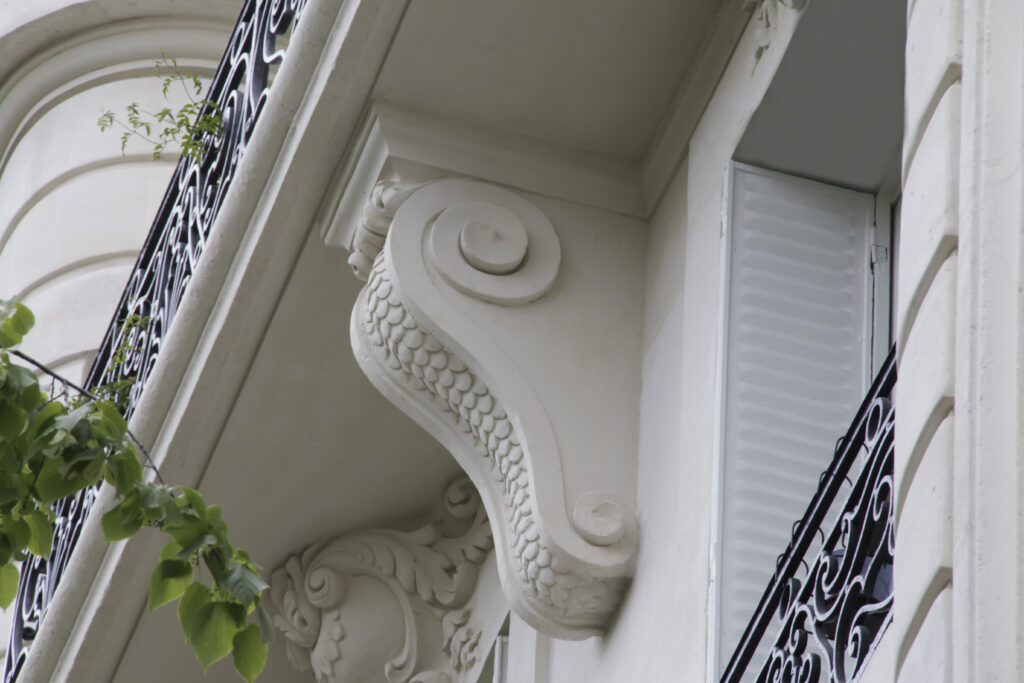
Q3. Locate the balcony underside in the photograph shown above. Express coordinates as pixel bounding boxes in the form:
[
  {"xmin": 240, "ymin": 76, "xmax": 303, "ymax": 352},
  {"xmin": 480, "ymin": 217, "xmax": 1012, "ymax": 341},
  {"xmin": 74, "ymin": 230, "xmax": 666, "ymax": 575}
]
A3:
[{"xmin": 18, "ymin": 0, "xmax": 724, "ymax": 680}]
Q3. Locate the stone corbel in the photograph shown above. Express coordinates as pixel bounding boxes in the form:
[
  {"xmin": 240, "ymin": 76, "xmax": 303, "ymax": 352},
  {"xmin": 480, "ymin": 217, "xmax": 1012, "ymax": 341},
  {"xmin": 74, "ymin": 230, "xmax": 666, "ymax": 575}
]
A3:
[
  {"xmin": 271, "ymin": 477, "xmax": 502, "ymax": 683},
  {"xmin": 336, "ymin": 142, "xmax": 641, "ymax": 638}
]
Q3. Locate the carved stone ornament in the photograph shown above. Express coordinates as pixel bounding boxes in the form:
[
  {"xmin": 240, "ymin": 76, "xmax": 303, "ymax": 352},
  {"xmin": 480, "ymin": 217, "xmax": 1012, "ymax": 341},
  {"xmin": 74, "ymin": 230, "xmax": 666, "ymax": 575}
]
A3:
[
  {"xmin": 271, "ymin": 477, "xmax": 493, "ymax": 683},
  {"xmin": 348, "ymin": 181, "xmax": 428, "ymax": 281},
  {"xmin": 348, "ymin": 178, "xmax": 638, "ymax": 640}
]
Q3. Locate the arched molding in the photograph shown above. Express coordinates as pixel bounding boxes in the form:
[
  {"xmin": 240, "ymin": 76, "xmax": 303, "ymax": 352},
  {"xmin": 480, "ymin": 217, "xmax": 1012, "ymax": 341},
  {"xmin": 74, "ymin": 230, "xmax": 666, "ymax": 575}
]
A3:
[{"xmin": 0, "ymin": 17, "xmax": 229, "ymax": 175}]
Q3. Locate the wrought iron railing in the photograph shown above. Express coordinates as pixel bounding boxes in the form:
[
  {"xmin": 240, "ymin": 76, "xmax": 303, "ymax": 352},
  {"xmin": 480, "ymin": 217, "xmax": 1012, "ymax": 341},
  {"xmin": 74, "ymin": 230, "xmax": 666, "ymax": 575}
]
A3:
[
  {"xmin": 3, "ymin": 0, "xmax": 308, "ymax": 678},
  {"xmin": 721, "ymin": 347, "xmax": 895, "ymax": 683}
]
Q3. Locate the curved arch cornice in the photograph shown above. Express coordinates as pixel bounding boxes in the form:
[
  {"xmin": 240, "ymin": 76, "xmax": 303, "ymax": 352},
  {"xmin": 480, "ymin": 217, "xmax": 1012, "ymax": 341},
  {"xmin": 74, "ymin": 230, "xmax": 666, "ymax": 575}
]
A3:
[
  {"xmin": 0, "ymin": 18, "xmax": 229, "ymax": 175},
  {"xmin": 350, "ymin": 179, "xmax": 637, "ymax": 639}
]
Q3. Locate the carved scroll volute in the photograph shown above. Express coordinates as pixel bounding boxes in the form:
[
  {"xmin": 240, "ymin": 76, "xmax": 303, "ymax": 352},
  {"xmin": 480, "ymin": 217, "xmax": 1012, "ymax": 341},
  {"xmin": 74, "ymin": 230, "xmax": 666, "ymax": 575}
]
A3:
[
  {"xmin": 271, "ymin": 477, "xmax": 496, "ymax": 683},
  {"xmin": 349, "ymin": 179, "xmax": 638, "ymax": 639}
]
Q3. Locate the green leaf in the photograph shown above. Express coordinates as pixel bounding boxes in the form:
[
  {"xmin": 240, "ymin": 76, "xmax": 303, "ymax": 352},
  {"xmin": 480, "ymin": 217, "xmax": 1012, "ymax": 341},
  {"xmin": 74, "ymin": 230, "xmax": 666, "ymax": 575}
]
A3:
[
  {"xmin": 203, "ymin": 546, "xmax": 228, "ymax": 583},
  {"xmin": 35, "ymin": 457, "xmax": 85, "ymax": 503},
  {"xmin": 138, "ymin": 482, "xmax": 172, "ymax": 515},
  {"xmin": 101, "ymin": 494, "xmax": 143, "ymax": 541},
  {"xmin": 57, "ymin": 446, "xmax": 104, "ymax": 476},
  {"xmin": 4, "ymin": 365, "xmax": 35, "ymax": 393},
  {"xmin": 9, "ymin": 304, "xmax": 34, "ymax": 337},
  {"xmin": 2, "ymin": 517, "xmax": 30, "ymax": 553},
  {"xmin": 148, "ymin": 558, "xmax": 192, "ymax": 611},
  {"xmin": 0, "ymin": 400, "xmax": 27, "ymax": 441},
  {"xmin": 0, "ymin": 563, "xmax": 18, "ymax": 608},
  {"xmin": 0, "ymin": 537, "xmax": 12, "ymax": 567},
  {"xmin": 178, "ymin": 581, "xmax": 213, "ymax": 640},
  {"xmin": 53, "ymin": 404, "xmax": 91, "ymax": 434},
  {"xmin": 222, "ymin": 564, "xmax": 268, "ymax": 607},
  {"xmin": 159, "ymin": 540, "xmax": 184, "ymax": 562},
  {"xmin": 163, "ymin": 497, "xmax": 184, "ymax": 527},
  {"xmin": 207, "ymin": 504, "xmax": 228, "ymax": 540},
  {"xmin": 166, "ymin": 515, "xmax": 212, "ymax": 558},
  {"xmin": 190, "ymin": 601, "xmax": 244, "ymax": 670},
  {"xmin": 0, "ymin": 488, "xmax": 24, "ymax": 507},
  {"xmin": 106, "ymin": 446, "xmax": 143, "ymax": 494},
  {"xmin": 92, "ymin": 400, "xmax": 127, "ymax": 440},
  {"xmin": 181, "ymin": 487, "xmax": 207, "ymax": 520},
  {"xmin": 232, "ymin": 624, "xmax": 268, "ymax": 682},
  {"xmin": 14, "ymin": 381, "xmax": 44, "ymax": 412},
  {"xmin": 24, "ymin": 509, "xmax": 52, "ymax": 557},
  {"xmin": 0, "ymin": 303, "xmax": 34, "ymax": 348},
  {"xmin": 257, "ymin": 605, "xmax": 275, "ymax": 644}
]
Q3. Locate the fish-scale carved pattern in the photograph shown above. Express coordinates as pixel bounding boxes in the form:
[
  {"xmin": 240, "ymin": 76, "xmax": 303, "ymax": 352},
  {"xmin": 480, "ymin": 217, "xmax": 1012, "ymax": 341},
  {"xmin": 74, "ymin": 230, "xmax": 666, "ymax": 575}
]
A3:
[{"xmin": 360, "ymin": 250, "xmax": 619, "ymax": 625}]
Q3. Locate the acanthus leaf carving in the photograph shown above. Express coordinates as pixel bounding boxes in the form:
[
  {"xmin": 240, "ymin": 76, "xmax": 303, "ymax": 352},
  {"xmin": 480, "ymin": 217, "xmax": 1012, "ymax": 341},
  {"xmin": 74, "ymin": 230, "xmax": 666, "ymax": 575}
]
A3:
[
  {"xmin": 348, "ymin": 181, "xmax": 430, "ymax": 281},
  {"xmin": 271, "ymin": 476, "xmax": 494, "ymax": 683}
]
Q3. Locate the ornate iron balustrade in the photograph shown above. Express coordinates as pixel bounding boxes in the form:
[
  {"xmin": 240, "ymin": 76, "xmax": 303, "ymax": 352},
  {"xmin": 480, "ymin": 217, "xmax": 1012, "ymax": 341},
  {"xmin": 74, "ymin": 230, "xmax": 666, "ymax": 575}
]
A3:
[
  {"xmin": 3, "ymin": 0, "xmax": 308, "ymax": 678},
  {"xmin": 721, "ymin": 347, "xmax": 896, "ymax": 683}
]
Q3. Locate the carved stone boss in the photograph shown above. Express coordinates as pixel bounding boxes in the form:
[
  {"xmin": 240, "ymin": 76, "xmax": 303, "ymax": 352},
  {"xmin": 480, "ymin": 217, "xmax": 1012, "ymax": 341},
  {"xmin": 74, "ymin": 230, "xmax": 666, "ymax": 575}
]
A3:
[
  {"xmin": 272, "ymin": 477, "xmax": 493, "ymax": 683},
  {"xmin": 347, "ymin": 177, "xmax": 638, "ymax": 639}
]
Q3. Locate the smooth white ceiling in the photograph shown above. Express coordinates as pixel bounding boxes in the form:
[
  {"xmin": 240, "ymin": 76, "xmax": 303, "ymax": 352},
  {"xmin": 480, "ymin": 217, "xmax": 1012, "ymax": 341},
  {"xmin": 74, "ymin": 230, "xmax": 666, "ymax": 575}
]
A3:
[{"xmin": 374, "ymin": 0, "xmax": 721, "ymax": 160}]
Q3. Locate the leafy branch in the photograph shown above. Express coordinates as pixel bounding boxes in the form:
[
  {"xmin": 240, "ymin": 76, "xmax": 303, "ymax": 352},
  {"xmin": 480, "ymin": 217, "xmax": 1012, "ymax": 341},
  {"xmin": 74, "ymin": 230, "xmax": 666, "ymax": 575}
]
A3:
[
  {"xmin": 98, "ymin": 54, "xmax": 223, "ymax": 163},
  {"xmin": 0, "ymin": 300, "xmax": 270, "ymax": 681}
]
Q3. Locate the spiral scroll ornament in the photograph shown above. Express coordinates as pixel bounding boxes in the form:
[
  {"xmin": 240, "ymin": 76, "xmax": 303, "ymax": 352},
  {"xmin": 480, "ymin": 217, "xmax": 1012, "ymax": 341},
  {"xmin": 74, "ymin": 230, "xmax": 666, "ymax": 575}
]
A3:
[{"xmin": 271, "ymin": 477, "xmax": 493, "ymax": 683}]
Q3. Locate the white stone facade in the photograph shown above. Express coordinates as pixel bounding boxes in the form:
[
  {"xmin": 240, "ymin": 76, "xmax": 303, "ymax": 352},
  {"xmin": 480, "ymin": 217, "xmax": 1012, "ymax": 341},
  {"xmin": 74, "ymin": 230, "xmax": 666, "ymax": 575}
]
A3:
[{"xmin": 0, "ymin": 0, "xmax": 1021, "ymax": 682}]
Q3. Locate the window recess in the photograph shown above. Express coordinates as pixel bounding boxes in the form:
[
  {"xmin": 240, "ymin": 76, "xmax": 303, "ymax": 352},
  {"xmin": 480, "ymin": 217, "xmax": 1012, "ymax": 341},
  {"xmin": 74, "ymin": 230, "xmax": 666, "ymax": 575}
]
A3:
[{"xmin": 714, "ymin": 163, "xmax": 880, "ymax": 679}]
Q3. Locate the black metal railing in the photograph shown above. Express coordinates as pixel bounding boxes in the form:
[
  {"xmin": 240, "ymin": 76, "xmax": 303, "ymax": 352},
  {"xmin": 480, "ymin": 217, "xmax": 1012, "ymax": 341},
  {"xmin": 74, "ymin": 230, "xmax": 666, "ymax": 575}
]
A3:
[
  {"xmin": 721, "ymin": 347, "xmax": 895, "ymax": 683},
  {"xmin": 3, "ymin": 0, "xmax": 308, "ymax": 678}
]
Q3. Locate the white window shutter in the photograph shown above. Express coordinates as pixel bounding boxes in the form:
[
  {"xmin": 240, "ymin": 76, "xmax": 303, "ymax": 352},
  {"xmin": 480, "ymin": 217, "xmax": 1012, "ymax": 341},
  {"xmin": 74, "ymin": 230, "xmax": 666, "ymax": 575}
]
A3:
[{"xmin": 717, "ymin": 164, "xmax": 874, "ymax": 677}]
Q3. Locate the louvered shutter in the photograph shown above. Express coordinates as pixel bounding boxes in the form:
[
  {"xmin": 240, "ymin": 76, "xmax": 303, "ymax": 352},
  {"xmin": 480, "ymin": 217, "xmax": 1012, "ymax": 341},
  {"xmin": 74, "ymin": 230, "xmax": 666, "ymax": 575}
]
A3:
[{"xmin": 716, "ymin": 164, "xmax": 874, "ymax": 677}]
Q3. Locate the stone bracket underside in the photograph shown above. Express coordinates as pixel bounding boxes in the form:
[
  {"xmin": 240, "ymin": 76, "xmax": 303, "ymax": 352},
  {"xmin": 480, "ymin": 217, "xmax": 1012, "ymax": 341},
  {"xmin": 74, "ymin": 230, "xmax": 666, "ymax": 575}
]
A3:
[
  {"xmin": 347, "ymin": 177, "xmax": 638, "ymax": 639},
  {"xmin": 272, "ymin": 476, "xmax": 504, "ymax": 683}
]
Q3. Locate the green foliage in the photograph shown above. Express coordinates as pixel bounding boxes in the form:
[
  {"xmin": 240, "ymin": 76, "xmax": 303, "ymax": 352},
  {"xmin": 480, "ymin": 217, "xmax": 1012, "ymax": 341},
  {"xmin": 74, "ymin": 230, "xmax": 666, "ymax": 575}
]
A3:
[
  {"xmin": 0, "ymin": 300, "xmax": 272, "ymax": 681},
  {"xmin": 91, "ymin": 312, "xmax": 150, "ymax": 413},
  {"xmin": 98, "ymin": 54, "xmax": 223, "ymax": 163}
]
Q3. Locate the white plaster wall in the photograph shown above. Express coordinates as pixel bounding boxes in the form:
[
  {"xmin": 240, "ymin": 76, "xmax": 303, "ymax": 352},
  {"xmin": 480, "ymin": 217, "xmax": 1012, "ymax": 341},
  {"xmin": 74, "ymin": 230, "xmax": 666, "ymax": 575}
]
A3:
[
  {"xmin": 0, "ymin": 21, "xmax": 225, "ymax": 381},
  {"xmin": 505, "ymin": 6, "xmax": 806, "ymax": 681},
  {"xmin": 891, "ymin": 0, "xmax": 961, "ymax": 680}
]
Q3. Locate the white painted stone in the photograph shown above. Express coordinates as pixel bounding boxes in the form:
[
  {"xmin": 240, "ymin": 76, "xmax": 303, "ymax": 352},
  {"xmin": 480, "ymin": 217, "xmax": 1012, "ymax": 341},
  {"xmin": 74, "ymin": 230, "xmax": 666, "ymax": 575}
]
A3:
[
  {"xmin": 0, "ymin": 0, "xmax": 929, "ymax": 682},
  {"xmin": 0, "ymin": 77, "xmax": 190, "ymax": 255},
  {"xmin": 897, "ymin": 85, "xmax": 960, "ymax": 347},
  {"xmin": 0, "ymin": 163, "xmax": 171, "ymax": 297},
  {"xmin": 903, "ymin": 0, "xmax": 962, "ymax": 170},
  {"xmin": 895, "ymin": 256, "xmax": 955, "ymax": 486},
  {"xmin": 271, "ymin": 477, "xmax": 504, "ymax": 683},
  {"xmin": 456, "ymin": 209, "xmax": 528, "ymax": 276},
  {"xmin": 352, "ymin": 176, "xmax": 642, "ymax": 639},
  {"xmin": 857, "ymin": 625, "xmax": 897, "ymax": 683},
  {"xmin": 952, "ymin": 2, "xmax": 1024, "ymax": 678},
  {"xmin": 895, "ymin": 414, "xmax": 953, "ymax": 642},
  {"xmin": 426, "ymin": 189, "xmax": 561, "ymax": 305},
  {"xmin": 18, "ymin": 265, "xmax": 135, "ymax": 366},
  {"xmin": 897, "ymin": 584, "xmax": 951, "ymax": 683}
]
